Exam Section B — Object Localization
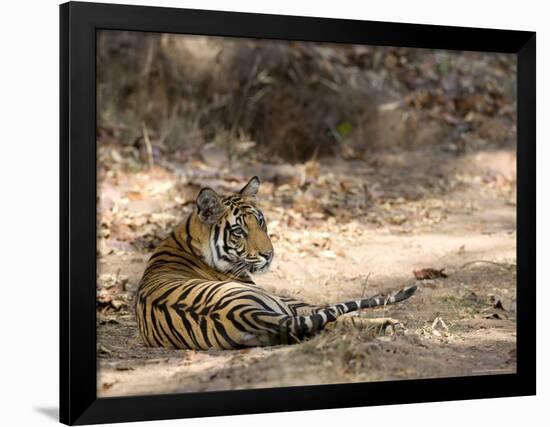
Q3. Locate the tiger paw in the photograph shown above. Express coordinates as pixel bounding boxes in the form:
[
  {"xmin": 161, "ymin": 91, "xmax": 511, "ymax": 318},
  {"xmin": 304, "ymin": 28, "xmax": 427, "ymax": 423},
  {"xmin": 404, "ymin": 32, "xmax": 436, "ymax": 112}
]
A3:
[
  {"xmin": 382, "ymin": 318, "xmax": 406, "ymax": 336},
  {"xmin": 363, "ymin": 317, "xmax": 406, "ymax": 336}
]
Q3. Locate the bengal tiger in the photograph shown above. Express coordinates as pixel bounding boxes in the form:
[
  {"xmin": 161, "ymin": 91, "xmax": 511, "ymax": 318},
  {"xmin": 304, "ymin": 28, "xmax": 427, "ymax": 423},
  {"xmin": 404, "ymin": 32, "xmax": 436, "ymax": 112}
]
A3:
[{"xmin": 135, "ymin": 176, "xmax": 417, "ymax": 350}]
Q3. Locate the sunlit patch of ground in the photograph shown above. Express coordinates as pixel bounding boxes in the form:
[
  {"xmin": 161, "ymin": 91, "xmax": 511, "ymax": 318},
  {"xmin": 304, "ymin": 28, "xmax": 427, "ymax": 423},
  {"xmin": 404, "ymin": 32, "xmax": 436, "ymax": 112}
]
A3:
[{"xmin": 96, "ymin": 147, "xmax": 516, "ymax": 397}]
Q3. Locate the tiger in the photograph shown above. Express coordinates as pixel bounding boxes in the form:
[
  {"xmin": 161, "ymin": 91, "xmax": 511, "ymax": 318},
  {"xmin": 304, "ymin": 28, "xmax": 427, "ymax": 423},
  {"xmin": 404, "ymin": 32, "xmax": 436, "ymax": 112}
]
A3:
[{"xmin": 135, "ymin": 176, "xmax": 417, "ymax": 350}]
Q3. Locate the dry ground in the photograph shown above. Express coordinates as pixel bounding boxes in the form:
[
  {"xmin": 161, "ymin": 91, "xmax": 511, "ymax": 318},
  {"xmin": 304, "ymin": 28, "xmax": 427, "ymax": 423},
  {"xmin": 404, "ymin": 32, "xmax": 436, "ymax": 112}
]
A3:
[{"xmin": 96, "ymin": 144, "xmax": 517, "ymax": 397}]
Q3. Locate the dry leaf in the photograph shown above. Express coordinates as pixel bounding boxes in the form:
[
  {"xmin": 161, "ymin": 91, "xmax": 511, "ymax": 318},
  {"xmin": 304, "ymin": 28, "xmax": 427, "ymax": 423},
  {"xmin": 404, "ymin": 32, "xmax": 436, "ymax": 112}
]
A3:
[{"xmin": 413, "ymin": 268, "xmax": 448, "ymax": 280}]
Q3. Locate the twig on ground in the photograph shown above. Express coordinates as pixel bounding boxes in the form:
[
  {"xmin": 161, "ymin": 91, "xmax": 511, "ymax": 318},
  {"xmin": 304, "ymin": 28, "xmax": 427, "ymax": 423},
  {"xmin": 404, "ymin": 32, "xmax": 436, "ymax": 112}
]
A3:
[
  {"xmin": 460, "ymin": 260, "xmax": 516, "ymax": 271},
  {"xmin": 361, "ymin": 272, "xmax": 372, "ymax": 299},
  {"xmin": 141, "ymin": 121, "xmax": 154, "ymax": 169}
]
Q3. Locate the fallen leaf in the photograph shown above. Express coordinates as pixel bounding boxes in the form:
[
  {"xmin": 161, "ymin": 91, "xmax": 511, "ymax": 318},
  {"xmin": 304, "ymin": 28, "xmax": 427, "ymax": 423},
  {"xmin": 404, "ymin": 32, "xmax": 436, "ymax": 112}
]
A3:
[
  {"xmin": 413, "ymin": 268, "xmax": 448, "ymax": 280},
  {"xmin": 126, "ymin": 190, "xmax": 145, "ymax": 201}
]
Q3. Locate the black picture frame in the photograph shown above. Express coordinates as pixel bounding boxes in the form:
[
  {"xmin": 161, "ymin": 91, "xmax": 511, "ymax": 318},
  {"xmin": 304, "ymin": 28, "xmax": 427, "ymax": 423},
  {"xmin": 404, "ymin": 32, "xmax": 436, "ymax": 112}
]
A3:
[{"xmin": 60, "ymin": 1, "xmax": 536, "ymax": 425}]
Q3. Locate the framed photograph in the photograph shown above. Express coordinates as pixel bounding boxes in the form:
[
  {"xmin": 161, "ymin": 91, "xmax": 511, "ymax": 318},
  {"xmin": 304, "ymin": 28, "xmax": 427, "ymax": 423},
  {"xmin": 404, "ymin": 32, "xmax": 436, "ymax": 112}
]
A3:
[{"xmin": 60, "ymin": 1, "xmax": 536, "ymax": 425}]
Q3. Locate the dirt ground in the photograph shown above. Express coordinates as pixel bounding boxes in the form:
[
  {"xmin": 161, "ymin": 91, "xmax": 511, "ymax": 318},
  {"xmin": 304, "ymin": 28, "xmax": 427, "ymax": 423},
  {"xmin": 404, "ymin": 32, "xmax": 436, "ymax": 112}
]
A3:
[{"xmin": 96, "ymin": 142, "xmax": 517, "ymax": 397}]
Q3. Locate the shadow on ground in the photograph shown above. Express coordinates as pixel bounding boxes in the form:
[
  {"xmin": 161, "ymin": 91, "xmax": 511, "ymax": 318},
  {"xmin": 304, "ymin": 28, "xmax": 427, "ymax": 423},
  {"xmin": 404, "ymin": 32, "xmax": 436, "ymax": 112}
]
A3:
[{"xmin": 34, "ymin": 407, "xmax": 58, "ymax": 422}]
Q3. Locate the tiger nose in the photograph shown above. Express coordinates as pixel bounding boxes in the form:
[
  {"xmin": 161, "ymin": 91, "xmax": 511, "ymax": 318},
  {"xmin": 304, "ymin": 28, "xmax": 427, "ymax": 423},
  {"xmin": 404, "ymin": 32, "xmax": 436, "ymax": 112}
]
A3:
[{"xmin": 260, "ymin": 250, "xmax": 273, "ymax": 262}]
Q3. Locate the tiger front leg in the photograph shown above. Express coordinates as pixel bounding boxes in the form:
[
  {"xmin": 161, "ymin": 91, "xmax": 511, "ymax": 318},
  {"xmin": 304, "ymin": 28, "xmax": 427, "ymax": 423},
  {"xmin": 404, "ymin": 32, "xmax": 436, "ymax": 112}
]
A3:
[{"xmin": 325, "ymin": 313, "xmax": 406, "ymax": 336}]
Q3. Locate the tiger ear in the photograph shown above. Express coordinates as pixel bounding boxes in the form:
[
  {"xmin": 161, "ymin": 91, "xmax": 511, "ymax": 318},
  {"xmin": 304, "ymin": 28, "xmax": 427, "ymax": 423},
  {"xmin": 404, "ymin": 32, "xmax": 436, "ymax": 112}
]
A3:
[
  {"xmin": 239, "ymin": 176, "xmax": 260, "ymax": 198},
  {"xmin": 196, "ymin": 188, "xmax": 224, "ymax": 224}
]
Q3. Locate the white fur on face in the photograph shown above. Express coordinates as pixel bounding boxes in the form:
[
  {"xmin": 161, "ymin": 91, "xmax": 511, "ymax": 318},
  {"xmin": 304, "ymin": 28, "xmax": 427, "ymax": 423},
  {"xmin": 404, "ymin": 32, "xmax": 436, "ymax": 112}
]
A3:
[{"xmin": 206, "ymin": 210, "xmax": 272, "ymax": 276}]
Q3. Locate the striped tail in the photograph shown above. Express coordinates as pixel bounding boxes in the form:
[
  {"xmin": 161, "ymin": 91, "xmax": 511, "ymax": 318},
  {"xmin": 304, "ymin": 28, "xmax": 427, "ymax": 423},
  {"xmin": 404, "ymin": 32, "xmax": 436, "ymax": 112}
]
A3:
[{"xmin": 276, "ymin": 285, "xmax": 417, "ymax": 343}]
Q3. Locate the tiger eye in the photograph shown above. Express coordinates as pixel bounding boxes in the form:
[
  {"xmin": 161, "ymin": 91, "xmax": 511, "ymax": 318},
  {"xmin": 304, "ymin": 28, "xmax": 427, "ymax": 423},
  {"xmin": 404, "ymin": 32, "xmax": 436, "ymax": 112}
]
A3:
[
  {"xmin": 231, "ymin": 226, "xmax": 245, "ymax": 238},
  {"xmin": 257, "ymin": 213, "xmax": 266, "ymax": 227}
]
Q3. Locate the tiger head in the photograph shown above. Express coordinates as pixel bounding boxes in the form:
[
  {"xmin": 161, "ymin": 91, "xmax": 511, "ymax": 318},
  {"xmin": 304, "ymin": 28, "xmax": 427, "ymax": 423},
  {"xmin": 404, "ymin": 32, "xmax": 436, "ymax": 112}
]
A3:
[{"xmin": 195, "ymin": 176, "xmax": 274, "ymax": 276}]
